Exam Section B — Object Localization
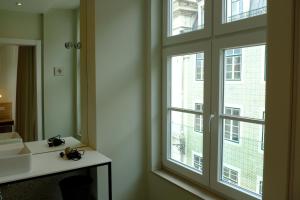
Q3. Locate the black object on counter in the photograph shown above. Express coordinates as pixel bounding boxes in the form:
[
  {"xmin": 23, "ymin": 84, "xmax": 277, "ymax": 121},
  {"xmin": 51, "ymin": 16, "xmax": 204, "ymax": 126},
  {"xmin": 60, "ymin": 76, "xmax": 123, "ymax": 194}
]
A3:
[
  {"xmin": 60, "ymin": 147, "xmax": 85, "ymax": 161},
  {"xmin": 48, "ymin": 135, "xmax": 65, "ymax": 147}
]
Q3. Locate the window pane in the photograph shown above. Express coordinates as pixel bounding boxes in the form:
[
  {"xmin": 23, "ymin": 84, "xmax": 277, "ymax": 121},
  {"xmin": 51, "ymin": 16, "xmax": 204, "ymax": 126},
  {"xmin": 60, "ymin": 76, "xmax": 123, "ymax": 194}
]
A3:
[
  {"xmin": 223, "ymin": 45, "xmax": 266, "ymax": 119},
  {"xmin": 170, "ymin": 0, "xmax": 205, "ymax": 36},
  {"xmin": 221, "ymin": 121, "xmax": 264, "ymax": 196},
  {"xmin": 170, "ymin": 111, "xmax": 203, "ymax": 174},
  {"xmin": 171, "ymin": 52, "xmax": 204, "ymax": 110},
  {"xmin": 224, "ymin": 0, "xmax": 267, "ymax": 23}
]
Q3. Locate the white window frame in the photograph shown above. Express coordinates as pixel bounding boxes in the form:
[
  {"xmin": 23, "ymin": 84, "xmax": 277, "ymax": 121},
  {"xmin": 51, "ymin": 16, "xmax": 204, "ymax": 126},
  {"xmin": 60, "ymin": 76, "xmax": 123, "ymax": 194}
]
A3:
[
  {"xmin": 214, "ymin": 0, "xmax": 267, "ymax": 36},
  {"xmin": 210, "ymin": 30, "xmax": 266, "ymax": 200},
  {"xmin": 161, "ymin": 1, "xmax": 267, "ymax": 200},
  {"xmin": 163, "ymin": 0, "xmax": 212, "ymax": 46},
  {"xmin": 162, "ymin": 40, "xmax": 211, "ymax": 186}
]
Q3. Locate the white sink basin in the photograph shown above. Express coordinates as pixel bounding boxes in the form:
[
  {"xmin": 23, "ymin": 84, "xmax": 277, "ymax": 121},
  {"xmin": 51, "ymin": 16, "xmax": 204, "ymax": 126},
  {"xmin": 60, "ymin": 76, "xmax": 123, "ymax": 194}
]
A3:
[
  {"xmin": 0, "ymin": 143, "xmax": 31, "ymax": 177},
  {"xmin": 0, "ymin": 132, "xmax": 23, "ymax": 145}
]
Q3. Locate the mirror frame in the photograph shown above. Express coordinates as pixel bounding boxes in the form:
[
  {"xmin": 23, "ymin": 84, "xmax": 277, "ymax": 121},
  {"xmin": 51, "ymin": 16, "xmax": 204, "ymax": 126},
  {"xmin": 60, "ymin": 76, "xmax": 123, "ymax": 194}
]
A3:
[{"xmin": 80, "ymin": 0, "xmax": 96, "ymax": 148}]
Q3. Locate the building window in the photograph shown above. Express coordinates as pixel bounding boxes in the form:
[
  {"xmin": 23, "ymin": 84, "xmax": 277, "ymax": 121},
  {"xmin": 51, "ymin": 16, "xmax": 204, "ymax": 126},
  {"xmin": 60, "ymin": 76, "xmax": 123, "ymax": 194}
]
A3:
[
  {"xmin": 259, "ymin": 180, "xmax": 263, "ymax": 195},
  {"xmin": 170, "ymin": 0, "xmax": 205, "ymax": 36},
  {"xmin": 195, "ymin": 53, "xmax": 204, "ymax": 81},
  {"xmin": 225, "ymin": 48, "xmax": 242, "ymax": 81},
  {"xmin": 224, "ymin": 107, "xmax": 240, "ymax": 143},
  {"xmin": 261, "ymin": 111, "xmax": 265, "ymax": 150},
  {"xmin": 223, "ymin": 166, "xmax": 239, "ymax": 185},
  {"xmin": 231, "ymin": 0, "xmax": 242, "ymax": 17},
  {"xmin": 193, "ymin": 152, "xmax": 203, "ymax": 172},
  {"xmin": 194, "ymin": 103, "xmax": 203, "ymax": 133}
]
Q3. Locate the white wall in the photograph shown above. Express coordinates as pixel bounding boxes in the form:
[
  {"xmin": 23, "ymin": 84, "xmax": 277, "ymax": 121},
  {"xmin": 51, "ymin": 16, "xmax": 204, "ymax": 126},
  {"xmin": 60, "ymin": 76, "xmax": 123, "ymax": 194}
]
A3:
[
  {"xmin": 0, "ymin": 45, "xmax": 19, "ymax": 121},
  {"xmin": 95, "ymin": 0, "xmax": 147, "ymax": 199}
]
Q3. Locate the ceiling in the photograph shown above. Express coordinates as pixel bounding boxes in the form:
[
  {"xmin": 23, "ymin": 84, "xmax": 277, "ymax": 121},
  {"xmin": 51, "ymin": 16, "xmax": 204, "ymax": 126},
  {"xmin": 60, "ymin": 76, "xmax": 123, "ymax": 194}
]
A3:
[{"xmin": 0, "ymin": 0, "xmax": 80, "ymax": 13}]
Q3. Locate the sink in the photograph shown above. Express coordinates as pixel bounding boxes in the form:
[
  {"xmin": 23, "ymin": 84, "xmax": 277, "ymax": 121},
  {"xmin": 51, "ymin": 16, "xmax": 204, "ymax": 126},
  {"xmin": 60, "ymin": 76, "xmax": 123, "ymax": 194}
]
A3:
[
  {"xmin": 0, "ymin": 132, "xmax": 23, "ymax": 145},
  {"xmin": 0, "ymin": 143, "xmax": 31, "ymax": 177}
]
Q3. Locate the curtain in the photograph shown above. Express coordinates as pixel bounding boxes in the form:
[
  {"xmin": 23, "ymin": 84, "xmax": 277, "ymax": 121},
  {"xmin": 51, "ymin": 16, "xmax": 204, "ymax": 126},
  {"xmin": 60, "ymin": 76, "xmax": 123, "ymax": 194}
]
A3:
[{"xmin": 15, "ymin": 46, "xmax": 37, "ymax": 142}]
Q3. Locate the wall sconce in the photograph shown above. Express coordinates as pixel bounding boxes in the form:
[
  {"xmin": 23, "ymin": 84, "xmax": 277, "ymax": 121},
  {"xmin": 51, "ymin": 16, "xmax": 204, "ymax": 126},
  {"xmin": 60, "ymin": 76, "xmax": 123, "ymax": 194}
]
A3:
[
  {"xmin": 65, "ymin": 42, "xmax": 81, "ymax": 50},
  {"xmin": 0, "ymin": 94, "xmax": 2, "ymax": 99}
]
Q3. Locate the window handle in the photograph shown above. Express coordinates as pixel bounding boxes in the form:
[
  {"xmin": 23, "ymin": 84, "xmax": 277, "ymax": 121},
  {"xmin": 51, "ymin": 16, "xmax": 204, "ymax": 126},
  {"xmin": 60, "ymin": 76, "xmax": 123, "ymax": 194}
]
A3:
[{"xmin": 209, "ymin": 114, "xmax": 215, "ymax": 134}]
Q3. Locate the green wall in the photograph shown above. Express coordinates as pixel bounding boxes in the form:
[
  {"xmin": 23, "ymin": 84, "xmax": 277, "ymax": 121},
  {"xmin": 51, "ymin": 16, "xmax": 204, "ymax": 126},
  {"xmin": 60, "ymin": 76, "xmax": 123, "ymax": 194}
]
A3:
[
  {"xmin": 0, "ymin": 10, "xmax": 42, "ymax": 40},
  {"xmin": 95, "ymin": 0, "xmax": 147, "ymax": 199},
  {"xmin": 43, "ymin": 9, "xmax": 77, "ymax": 138}
]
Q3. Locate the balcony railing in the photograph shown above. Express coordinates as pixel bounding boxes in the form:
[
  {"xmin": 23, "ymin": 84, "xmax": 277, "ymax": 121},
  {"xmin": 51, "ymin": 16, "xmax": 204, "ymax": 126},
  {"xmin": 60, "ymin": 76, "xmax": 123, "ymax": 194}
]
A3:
[{"xmin": 227, "ymin": 6, "xmax": 267, "ymax": 23}]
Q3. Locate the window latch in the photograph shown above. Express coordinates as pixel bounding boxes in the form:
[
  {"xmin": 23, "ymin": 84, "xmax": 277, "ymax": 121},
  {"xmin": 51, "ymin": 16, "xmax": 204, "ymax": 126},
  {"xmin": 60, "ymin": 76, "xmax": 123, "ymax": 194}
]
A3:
[{"xmin": 209, "ymin": 114, "xmax": 215, "ymax": 134}]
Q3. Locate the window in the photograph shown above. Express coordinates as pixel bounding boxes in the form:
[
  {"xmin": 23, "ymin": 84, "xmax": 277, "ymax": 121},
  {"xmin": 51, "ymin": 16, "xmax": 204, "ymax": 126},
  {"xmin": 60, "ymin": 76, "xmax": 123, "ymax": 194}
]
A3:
[
  {"xmin": 231, "ymin": 0, "xmax": 242, "ymax": 19},
  {"xmin": 166, "ymin": 47, "xmax": 208, "ymax": 180},
  {"xmin": 223, "ymin": 166, "xmax": 239, "ymax": 185},
  {"xmin": 225, "ymin": 48, "xmax": 241, "ymax": 81},
  {"xmin": 193, "ymin": 152, "xmax": 203, "ymax": 172},
  {"xmin": 221, "ymin": 44, "xmax": 266, "ymax": 197},
  {"xmin": 194, "ymin": 103, "xmax": 203, "ymax": 133},
  {"xmin": 225, "ymin": 0, "xmax": 267, "ymax": 23},
  {"xmin": 170, "ymin": 0, "xmax": 205, "ymax": 36},
  {"xmin": 256, "ymin": 176, "xmax": 263, "ymax": 195},
  {"xmin": 163, "ymin": 0, "xmax": 266, "ymax": 200},
  {"xmin": 195, "ymin": 53, "xmax": 204, "ymax": 81},
  {"xmin": 259, "ymin": 180, "xmax": 263, "ymax": 195},
  {"xmin": 224, "ymin": 107, "xmax": 240, "ymax": 143}
]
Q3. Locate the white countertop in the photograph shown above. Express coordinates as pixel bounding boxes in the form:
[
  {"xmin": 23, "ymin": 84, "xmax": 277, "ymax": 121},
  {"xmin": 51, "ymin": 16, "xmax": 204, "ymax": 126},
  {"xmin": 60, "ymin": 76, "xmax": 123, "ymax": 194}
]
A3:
[{"xmin": 0, "ymin": 146, "xmax": 111, "ymax": 185}]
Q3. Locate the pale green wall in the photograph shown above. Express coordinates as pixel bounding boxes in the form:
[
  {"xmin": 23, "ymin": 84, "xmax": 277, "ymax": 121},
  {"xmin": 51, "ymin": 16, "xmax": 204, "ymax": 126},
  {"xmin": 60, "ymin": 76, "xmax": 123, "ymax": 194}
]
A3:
[
  {"xmin": 0, "ymin": 10, "xmax": 42, "ymax": 40},
  {"xmin": 43, "ymin": 10, "xmax": 77, "ymax": 138},
  {"xmin": 95, "ymin": 0, "xmax": 147, "ymax": 199},
  {"xmin": 148, "ymin": 174, "xmax": 200, "ymax": 200}
]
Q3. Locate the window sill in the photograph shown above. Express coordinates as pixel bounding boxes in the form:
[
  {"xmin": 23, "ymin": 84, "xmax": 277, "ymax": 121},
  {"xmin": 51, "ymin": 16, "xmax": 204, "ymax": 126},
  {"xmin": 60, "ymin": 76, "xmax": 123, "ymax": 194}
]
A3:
[{"xmin": 152, "ymin": 169, "xmax": 226, "ymax": 200}]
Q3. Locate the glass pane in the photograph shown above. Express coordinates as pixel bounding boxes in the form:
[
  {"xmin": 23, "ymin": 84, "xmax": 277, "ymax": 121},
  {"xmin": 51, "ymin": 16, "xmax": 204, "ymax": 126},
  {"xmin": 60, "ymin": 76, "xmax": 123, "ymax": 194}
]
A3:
[
  {"xmin": 223, "ymin": 45, "xmax": 266, "ymax": 119},
  {"xmin": 221, "ymin": 120, "xmax": 264, "ymax": 196},
  {"xmin": 224, "ymin": 0, "xmax": 267, "ymax": 23},
  {"xmin": 170, "ymin": 0, "xmax": 205, "ymax": 36},
  {"xmin": 170, "ymin": 111, "xmax": 204, "ymax": 174},
  {"xmin": 171, "ymin": 52, "xmax": 204, "ymax": 110}
]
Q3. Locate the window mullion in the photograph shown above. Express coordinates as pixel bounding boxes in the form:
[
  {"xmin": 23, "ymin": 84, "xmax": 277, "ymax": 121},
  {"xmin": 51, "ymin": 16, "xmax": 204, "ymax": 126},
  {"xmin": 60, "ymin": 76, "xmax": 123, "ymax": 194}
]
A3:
[{"xmin": 220, "ymin": 114, "xmax": 265, "ymax": 125}]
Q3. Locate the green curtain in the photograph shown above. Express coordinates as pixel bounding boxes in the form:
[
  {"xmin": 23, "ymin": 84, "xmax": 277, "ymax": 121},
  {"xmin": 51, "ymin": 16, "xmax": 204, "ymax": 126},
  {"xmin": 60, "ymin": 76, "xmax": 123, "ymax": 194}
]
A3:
[{"xmin": 15, "ymin": 46, "xmax": 37, "ymax": 142}]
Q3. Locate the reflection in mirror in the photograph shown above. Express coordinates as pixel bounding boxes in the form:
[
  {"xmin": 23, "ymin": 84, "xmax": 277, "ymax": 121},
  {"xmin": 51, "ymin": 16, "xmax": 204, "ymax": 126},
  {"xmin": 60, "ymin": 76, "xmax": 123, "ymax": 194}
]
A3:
[{"xmin": 0, "ymin": 0, "xmax": 81, "ymax": 143}]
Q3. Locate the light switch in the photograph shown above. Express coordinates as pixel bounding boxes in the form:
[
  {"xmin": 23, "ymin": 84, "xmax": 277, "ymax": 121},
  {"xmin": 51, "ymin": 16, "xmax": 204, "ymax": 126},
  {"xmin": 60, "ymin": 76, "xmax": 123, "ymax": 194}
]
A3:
[{"xmin": 54, "ymin": 67, "xmax": 64, "ymax": 76}]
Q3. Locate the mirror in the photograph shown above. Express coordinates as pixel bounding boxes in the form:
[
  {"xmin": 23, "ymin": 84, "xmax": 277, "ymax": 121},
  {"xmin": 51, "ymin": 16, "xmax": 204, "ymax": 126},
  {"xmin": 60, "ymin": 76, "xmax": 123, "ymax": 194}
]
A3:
[{"xmin": 0, "ymin": 0, "xmax": 82, "ymax": 143}]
